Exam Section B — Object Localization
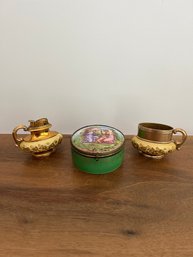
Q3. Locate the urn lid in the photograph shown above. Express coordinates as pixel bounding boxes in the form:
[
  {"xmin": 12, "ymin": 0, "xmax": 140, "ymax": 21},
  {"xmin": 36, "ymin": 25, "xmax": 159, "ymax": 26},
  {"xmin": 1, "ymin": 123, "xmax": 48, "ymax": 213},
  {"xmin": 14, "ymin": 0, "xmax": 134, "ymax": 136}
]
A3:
[
  {"xmin": 71, "ymin": 125, "xmax": 125, "ymax": 157},
  {"xmin": 28, "ymin": 118, "xmax": 52, "ymax": 132}
]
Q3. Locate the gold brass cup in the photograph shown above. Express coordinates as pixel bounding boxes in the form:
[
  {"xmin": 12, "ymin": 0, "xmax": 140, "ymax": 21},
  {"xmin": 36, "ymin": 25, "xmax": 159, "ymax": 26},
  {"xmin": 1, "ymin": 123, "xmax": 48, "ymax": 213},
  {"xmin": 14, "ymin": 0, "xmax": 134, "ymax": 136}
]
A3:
[{"xmin": 132, "ymin": 122, "xmax": 187, "ymax": 159}]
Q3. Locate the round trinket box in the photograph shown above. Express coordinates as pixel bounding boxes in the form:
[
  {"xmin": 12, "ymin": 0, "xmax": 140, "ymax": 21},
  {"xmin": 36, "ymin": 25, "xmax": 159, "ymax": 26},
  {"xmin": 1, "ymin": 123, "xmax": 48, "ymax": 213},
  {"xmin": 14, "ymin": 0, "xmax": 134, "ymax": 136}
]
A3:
[{"xmin": 71, "ymin": 125, "xmax": 125, "ymax": 174}]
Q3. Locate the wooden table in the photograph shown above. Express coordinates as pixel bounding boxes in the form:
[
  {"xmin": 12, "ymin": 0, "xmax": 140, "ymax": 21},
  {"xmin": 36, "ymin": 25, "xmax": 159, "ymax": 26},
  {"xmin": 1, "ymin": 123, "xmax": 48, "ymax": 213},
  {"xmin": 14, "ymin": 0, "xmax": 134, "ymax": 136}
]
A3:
[{"xmin": 0, "ymin": 135, "xmax": 193, "ymax": 257}]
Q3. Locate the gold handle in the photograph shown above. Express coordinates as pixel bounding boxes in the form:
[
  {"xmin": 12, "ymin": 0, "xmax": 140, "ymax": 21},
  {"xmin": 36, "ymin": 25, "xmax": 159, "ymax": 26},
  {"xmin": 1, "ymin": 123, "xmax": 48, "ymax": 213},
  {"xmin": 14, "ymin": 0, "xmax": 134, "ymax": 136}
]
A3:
[
  {"xmin": 172, "ymin": 128, "xmax": 187, "ymax": 150},
  {"xmin": 12, "ymin": 125, "xmax": 28, "ymax": 147}
]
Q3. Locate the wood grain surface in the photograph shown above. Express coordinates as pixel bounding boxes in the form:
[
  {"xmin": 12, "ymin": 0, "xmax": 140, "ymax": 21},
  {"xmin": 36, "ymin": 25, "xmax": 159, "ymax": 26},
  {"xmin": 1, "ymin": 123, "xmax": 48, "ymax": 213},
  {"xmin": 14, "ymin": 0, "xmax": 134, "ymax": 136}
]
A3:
[{"xmin": 0, "ymin": 134, "xmax": 193, "ymax": 257}]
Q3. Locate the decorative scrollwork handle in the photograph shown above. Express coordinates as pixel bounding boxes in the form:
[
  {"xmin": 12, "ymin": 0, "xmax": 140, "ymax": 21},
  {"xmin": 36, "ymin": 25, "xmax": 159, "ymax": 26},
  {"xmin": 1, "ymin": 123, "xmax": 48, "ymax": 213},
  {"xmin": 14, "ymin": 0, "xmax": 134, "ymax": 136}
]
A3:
[
  {"xmin": 172, "ymin": 128, "xmax": 187, "ymax": 150},
  {"xmin": 12, "ymin": 125, "xmax": 28, "ymax": 147}
]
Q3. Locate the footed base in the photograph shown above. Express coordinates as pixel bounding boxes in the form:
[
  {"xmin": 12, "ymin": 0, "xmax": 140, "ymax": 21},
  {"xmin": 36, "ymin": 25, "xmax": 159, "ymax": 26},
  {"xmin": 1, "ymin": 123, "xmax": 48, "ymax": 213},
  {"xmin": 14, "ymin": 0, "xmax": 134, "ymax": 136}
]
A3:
[
  {"xmin": 139, "ymin": 151, "xmax": 164, "ymax": 159},
  {"xmin": 32, "ymin": 149, "xmax": 55, "ymax": 158}
]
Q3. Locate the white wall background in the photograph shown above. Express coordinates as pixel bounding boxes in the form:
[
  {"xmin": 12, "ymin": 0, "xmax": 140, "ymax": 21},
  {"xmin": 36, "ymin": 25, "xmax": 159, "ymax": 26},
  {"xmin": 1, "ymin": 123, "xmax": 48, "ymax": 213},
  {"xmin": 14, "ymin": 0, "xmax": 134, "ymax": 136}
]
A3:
[{"xmin": 0, "ymin": 0, "xmax": 193, "ymax": 134}]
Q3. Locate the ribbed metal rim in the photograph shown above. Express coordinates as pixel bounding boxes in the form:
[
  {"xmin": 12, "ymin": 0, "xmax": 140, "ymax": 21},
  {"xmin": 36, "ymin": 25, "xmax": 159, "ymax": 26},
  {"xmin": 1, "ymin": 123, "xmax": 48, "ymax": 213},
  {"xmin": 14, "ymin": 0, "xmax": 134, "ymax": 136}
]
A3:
[{"xmin": 139, "ymin": 122, "xmax": 173, "ymax": 134}]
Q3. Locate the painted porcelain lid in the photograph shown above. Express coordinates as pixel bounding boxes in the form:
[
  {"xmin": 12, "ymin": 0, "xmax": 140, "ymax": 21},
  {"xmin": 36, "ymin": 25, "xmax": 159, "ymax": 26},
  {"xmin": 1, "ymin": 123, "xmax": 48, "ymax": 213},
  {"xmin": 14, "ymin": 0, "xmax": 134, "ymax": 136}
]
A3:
[{"xmin": 71, "ymin": 125, "xmax": 125, "ymax": 157}]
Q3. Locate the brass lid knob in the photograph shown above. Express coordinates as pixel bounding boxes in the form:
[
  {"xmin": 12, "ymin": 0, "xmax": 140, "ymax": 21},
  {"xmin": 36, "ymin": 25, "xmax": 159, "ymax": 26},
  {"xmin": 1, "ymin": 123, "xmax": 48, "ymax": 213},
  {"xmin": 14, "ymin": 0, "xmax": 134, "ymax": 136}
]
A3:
[{"xmin": 28, "ymin": 118, "xmax": 52, "ymax": 132}]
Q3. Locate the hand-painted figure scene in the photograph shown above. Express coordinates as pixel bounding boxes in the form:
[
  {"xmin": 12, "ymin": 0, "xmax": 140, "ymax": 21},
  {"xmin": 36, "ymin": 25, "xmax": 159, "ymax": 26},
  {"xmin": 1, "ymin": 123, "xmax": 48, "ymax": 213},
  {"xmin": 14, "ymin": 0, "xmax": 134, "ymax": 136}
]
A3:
[
  {"xmin": 72, "ymin": 126, "xmax": 124, "ymax": 154},
  {"xmin": 83, "ymin": 127, "xmax": 115, "ymax": 144}
]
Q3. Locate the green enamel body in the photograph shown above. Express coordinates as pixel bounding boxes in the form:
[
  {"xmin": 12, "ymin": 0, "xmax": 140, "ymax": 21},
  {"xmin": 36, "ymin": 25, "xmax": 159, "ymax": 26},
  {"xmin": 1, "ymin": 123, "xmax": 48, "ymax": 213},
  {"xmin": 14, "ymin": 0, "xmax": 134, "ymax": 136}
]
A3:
[
  {"xmin": 71, "ymin": 148, "xmax": 124, "ymax": 174},
  {"xmin": 71, "ymin": 125, "xmax": 125, "ymax": 174}
]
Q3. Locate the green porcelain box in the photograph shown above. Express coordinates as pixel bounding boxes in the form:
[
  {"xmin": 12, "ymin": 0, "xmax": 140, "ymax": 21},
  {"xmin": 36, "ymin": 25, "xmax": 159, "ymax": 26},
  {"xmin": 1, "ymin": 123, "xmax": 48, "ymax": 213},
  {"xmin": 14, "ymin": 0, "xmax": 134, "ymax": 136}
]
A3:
[{"xmin": 71, "ymin": 125, "xmax": 125, "ymax": 174}]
